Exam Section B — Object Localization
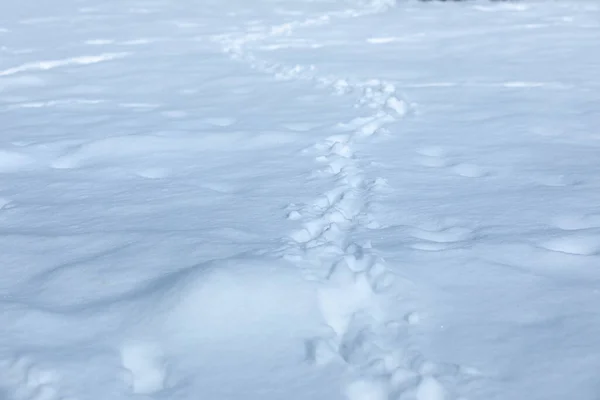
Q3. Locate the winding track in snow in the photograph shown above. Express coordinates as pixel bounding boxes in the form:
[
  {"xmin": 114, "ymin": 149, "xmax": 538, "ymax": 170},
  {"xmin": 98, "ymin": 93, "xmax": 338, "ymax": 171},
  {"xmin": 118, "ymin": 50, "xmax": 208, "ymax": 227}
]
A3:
[{"xmin": 212, "ymin": 1, "xmax": 470, "ymax": 399}]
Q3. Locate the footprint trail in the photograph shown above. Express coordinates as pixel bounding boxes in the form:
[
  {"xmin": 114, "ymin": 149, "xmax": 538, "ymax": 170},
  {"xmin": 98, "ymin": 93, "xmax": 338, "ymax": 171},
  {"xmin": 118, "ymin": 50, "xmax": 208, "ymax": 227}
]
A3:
[{"xmin": 212, "ymin": 1, "xmax": 461, "ymax": 398}]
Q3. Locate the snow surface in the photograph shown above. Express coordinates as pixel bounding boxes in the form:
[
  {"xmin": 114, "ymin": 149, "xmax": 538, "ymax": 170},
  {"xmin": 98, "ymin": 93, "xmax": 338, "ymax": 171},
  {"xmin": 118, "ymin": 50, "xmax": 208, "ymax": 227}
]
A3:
[{"xmin": 1, "ymin": 0, "xmax": 600, "ymax": 399}]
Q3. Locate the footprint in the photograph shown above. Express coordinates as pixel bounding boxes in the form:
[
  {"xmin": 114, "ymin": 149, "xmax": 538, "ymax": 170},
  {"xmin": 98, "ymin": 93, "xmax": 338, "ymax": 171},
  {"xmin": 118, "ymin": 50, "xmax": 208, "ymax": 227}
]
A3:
[
  {"xmin": 287, "ymin": 210, "xmax": 303, "ymax": 220},
  {"xmin": 343, "ymin": 244, "xmax": 379, "ymax": 273},
  {"xmin": 334, "ymin": 190, "xmax": 365, "ymax": 220},
  {"xmin": 416, "ymin": 376, "xmax": 447, "ymax": 400},
  {"xmin": 331, "ymin": 79, "xmax": 351, "ymax": 95},
  {"xmin": 356, "ymin": 114, "xmax": 395, "ymax": 138},
  {"xmin": 304, "ymin": 336, "xmax": 338, "ymax": 366},
  {"xmin": 320, "ymin": 155, "xmax": 352, "ymax": 175},
  {"xmin": 318, "ymin": 261, "xmax": 374, "ymax": 336},
  {"xmin": 329, "ymin": 141, "xmax": 354, "ymax": 158},
  {"xmin": 405, "ymin": 311, "xmax": 421, "ymax": 325},
  {"xmin": 368, "ymin": 177, "xmax": 391, "ymax": 193},
  {"xmin": 367, "ymin": 263, "xmax": 395, "ymax": 293},
  {"xmin": 0, "ymin": 355, "xmax": 62, "ymax": 400},
  {"xmin": 290, "ymin": 216, "xmax": 334, "ymax": 244},
  {"xmin": 385, "ymin": 96, "xmax": 408, "ymax": 117},
  {"xmin": 120, "ymin": 341, "xmax": 167, "ymax": 395},
  {"xmin": 390, "ymin": 368, "xmax": 420, "ymax": 394}
]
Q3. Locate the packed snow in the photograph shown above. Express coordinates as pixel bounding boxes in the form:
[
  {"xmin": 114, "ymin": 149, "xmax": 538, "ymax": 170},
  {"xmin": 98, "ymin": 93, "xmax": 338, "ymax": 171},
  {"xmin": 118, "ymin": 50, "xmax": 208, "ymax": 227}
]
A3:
[{"xmin": 1, "ymin": 0, "xmax": 600, "ymax": 399}]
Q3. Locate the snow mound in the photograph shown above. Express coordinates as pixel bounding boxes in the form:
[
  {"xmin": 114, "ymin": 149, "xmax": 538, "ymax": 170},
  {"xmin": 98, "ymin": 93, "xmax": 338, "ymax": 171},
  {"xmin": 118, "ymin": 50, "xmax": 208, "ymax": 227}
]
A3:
[{"xmin": 130, "ymin": 256, "xmax": 324, "ymax": 350}]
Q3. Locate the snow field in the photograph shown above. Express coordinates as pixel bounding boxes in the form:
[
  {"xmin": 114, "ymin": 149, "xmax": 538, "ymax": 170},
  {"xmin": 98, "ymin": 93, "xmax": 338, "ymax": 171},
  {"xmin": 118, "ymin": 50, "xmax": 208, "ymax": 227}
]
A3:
[{"xmin": 1, "ymin": 0, "xmax": 600, "ymax": 399}]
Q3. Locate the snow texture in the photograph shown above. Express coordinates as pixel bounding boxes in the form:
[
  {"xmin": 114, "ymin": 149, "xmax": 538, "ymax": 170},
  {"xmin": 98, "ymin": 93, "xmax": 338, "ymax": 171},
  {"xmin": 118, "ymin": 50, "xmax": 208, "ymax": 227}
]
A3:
[{"xmin": 1, "ymin": 0, "xmax": 600, "ymax": 399}]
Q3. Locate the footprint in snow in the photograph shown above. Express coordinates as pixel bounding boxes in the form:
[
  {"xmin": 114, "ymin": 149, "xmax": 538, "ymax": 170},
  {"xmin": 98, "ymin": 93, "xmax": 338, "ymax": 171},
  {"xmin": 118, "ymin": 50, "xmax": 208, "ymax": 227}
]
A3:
[
  {"xmin": 287, "ymin": 210, "xmax": 303, "ymax": 221},
  {"xmin": 304, "ymin": 336, "xmax": 338, "ymax": 366},
  {"xmin": 341, "ymin": 343, "xmax": 476, "ymax": 400},
  {"xmin": 120, "ymin": 341, "xmax": 168, "ymax": 395},
  {"xmin": 290, "ymin": 219, "xmax": 346, "ymax": 245},
  {"xmin": 405, "ymin": 311, "xmax": 421, "ymax": 325},
  {"xmin": 415, "ymin": 376, "xmax": 447, "ymax": 400},
  {"xmin": 318, "ymin": 259, "xmax": 375, "ymax": 337},
  {"xmin": 0, "ymin": 355, "xmax": 63, "ymax": 400}
]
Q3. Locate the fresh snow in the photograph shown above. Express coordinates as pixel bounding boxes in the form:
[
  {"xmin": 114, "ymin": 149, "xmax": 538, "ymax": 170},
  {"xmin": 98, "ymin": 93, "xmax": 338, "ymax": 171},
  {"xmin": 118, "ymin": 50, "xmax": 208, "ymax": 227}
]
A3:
[{"xmin": 1, "ymin": 0, "xmax": 600, "ymax": 399}]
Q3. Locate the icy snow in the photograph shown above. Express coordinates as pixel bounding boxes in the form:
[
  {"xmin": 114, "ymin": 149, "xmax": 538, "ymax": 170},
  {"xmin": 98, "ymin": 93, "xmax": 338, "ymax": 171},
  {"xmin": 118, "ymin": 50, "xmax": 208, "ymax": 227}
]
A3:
[{"xmin": 1, "ymin": 0, "xmax": 600, "ymax": 399}]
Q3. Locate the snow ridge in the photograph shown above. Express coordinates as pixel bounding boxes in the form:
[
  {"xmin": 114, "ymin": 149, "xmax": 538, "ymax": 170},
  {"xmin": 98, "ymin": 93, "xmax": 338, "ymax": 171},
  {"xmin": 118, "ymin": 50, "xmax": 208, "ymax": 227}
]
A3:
[{"xmin": 213, "ymin": 1, "xmax": 461, "ymax": 399}]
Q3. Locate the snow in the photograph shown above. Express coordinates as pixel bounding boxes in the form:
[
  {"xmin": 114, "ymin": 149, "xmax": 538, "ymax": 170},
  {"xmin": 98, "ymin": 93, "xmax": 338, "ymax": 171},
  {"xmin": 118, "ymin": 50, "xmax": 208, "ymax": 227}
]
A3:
[{"xmin": 1, "ymin": 0, "xmax": 600, "ymax": 399}]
